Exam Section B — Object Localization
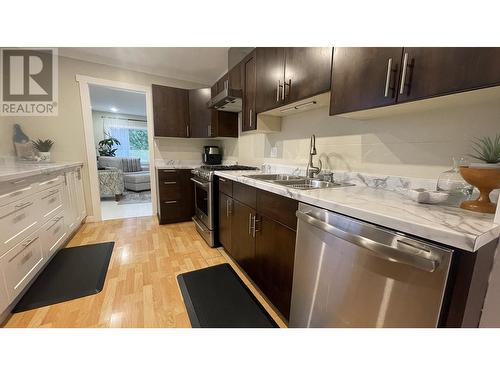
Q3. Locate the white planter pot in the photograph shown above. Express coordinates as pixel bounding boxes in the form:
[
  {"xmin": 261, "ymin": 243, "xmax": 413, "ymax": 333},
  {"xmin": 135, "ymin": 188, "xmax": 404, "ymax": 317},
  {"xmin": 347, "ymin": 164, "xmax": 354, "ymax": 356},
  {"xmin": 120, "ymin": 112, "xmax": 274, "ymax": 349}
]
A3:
[{"xmin": 39, "ymin": 152, "xmax": 51, "ymax": 162}]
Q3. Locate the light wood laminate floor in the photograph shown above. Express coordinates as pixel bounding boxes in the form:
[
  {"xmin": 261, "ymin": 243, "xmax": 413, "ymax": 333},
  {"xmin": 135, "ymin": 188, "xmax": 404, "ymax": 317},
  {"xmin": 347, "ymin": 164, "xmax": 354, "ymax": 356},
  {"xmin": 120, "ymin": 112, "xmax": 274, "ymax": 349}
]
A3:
[{"xmin": 3, "ymin": 217, "xmax": 286, "ymax": 328}]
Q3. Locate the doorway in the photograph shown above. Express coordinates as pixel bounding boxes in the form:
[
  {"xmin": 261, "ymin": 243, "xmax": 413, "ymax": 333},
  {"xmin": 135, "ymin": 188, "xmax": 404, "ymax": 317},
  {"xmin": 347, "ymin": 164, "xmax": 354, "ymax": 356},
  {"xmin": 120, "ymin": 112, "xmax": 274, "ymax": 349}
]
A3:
[{"xmin": 77, "ymin": 76, "xmax": 157, "ymax": 222}]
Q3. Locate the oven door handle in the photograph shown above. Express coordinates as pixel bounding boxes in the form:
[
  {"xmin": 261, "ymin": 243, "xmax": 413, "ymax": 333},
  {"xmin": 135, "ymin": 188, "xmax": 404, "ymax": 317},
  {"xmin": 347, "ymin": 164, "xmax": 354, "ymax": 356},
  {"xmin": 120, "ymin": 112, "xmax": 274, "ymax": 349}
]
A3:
[{"xmin": 190, "ymin": 177, "xmax": 210, "ymax": 188}]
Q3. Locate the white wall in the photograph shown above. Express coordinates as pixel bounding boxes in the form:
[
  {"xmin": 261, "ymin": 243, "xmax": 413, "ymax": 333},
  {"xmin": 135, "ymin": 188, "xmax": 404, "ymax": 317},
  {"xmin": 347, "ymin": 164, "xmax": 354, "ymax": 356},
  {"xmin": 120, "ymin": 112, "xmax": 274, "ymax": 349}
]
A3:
[{"xmin": 222, "ymin": 98, "xmax": 500, "ymax": 179}]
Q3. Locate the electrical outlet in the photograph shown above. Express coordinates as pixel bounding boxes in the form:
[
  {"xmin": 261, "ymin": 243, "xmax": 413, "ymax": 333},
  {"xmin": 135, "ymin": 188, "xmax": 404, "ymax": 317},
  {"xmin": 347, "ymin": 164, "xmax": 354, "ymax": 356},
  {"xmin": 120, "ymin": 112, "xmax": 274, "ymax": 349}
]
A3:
[{"xmin": 270, "ymin": 146, "xmax": 278, "ymax": 158}]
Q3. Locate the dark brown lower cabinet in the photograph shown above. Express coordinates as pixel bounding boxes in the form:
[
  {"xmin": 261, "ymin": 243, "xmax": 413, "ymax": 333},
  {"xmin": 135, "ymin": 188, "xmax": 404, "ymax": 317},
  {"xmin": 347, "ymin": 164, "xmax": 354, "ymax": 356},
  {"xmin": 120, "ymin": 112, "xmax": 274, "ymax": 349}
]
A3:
[
  {"xmin": 230, "ymin": 200, "xmax": 257, "ymax": 280},
  {"xmin": 218, "ymin": 192, "xmax": 232, "ymax": 253},
  {"xmin": 218, "ymin": 182, "xmax": 297, "ymax": 320},
  {"xmin": 157, "ymin": 169, "xmax": 194, "ymax": 224},
  {"xmin": 254, "ymin": 215, "xmax": 296, "ymax": 320}
]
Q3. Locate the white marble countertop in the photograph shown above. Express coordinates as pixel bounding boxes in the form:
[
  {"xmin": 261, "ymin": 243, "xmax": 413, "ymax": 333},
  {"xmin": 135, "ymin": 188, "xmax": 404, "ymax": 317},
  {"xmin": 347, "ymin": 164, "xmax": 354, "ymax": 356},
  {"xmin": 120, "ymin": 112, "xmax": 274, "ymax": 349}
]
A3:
[
  {"xmin": 215, "ymin": 170, "xmax": 500, "ymax": 252},
  {"xmin": 0, "ymin": 160, "xmax": 84, "ymax": 183}
]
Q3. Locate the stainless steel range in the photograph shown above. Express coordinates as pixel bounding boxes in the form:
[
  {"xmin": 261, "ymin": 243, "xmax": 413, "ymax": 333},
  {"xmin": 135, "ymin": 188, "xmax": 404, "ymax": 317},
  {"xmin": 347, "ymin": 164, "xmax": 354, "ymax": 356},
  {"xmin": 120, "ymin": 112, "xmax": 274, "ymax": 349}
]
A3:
[{"xmin": 191, "ymin": 165, "xmax": 258, "ymax": 247}]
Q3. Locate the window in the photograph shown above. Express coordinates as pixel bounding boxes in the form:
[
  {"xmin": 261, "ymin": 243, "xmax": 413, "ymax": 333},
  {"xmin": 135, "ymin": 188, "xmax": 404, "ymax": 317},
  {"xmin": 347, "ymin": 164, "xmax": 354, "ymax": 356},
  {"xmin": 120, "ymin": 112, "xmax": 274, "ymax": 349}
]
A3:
[{"xmin": 103, "ymin": 117, "xmax": 149, "ymax": 163}]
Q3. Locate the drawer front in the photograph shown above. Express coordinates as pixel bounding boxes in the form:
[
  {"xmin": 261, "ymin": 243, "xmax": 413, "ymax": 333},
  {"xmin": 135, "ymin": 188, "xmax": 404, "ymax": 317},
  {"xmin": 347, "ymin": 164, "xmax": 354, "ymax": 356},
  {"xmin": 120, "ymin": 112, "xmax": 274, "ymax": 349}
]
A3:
[
  {"xmin": 257, "ymin": 189, "xmax": 299, "ymax": 230},
  {"xmin": 157, "ymin": 169, "xmax": 182, "ymax": 183},
  {"xmin": 159, "ymin": 181, "xmax": 182, "ymax": 200},
  {"xmin": 0, "ymin": 196, "xmax": 40, "ymax": 257},
  {"xmin": 0, "ymin": 178, "xmax": 38, "ymax": 207},
  {"xmin": 233, "ymin": 182, "xmax": 256, "ymax": 208},
  {"xmin": 41, "ymin": 211, "xmax": 66, "ymax": 259},
  {"xmin": 40, "ymin": 185, "xmax": 63, "ymax": 221},
  {"xmin": 159, "ymin": 200, "xmax": 191, "ymax": 224},
  {"xmin": 218, "ymin": 176, "xmax": 233, "ymax": 196},
  {"xmin": 1, "ymin": 231, "xmax": 44, "ymax": 302},
  {"xmin": 38, "ymin": 174, "xmax": 63, "ymax": 191}
]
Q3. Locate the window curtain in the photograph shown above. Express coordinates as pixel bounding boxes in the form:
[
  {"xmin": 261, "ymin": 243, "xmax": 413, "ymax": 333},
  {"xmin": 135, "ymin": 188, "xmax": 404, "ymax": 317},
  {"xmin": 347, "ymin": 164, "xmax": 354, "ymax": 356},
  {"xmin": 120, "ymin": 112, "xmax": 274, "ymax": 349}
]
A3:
[{"xmin": 102, "ymin": 117, "xmax": 148, "ymax": 161}]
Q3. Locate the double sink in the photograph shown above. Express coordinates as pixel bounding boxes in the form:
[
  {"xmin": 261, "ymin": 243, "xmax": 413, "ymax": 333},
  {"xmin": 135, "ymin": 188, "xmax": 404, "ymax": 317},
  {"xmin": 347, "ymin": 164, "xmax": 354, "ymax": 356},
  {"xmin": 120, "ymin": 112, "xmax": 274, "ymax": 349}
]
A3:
[{"xmin": 243, "ymin": 174, "xmax": 354, "ymax": 190}]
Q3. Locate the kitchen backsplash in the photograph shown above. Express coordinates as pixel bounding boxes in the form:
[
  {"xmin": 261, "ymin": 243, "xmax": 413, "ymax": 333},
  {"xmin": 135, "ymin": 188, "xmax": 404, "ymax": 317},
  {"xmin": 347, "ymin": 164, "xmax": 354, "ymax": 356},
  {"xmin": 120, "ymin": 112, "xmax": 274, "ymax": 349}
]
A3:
[{"xmin": 220, "ymin": 99, "xmax": 500, "ymax": 180}]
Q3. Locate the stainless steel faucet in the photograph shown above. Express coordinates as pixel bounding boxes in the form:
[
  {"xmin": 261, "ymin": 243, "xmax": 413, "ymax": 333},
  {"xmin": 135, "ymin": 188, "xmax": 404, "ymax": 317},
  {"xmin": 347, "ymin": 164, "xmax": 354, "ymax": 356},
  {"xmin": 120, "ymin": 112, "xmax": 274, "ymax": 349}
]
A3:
[{"xmin": 306, "ymin": 134, "xmax": 322, "ymax": 178}]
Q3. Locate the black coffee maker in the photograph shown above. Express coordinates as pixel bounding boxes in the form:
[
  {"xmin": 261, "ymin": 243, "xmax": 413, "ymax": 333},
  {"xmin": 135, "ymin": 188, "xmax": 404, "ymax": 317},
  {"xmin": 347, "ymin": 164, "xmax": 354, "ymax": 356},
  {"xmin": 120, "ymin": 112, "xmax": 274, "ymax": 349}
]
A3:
[{"xmin": 202, "ymin": 146, "xmax": 222, "ymax": 165}]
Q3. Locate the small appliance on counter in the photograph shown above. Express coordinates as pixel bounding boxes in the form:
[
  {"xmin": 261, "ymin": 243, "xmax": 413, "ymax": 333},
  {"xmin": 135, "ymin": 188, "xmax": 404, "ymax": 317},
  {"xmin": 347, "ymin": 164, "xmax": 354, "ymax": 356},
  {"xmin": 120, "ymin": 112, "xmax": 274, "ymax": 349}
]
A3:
[{"xmin": 202, "ymin": 146, "xmax": 222, "ymax": 165}]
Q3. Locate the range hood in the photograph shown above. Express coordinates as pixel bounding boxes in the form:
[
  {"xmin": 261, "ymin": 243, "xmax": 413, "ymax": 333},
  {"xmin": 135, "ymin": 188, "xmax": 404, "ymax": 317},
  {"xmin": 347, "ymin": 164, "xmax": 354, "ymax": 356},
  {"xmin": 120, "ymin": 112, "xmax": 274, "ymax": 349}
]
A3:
[{"xmin": 208, "ymin": 85, "xmax": 242, "ymax": 112}]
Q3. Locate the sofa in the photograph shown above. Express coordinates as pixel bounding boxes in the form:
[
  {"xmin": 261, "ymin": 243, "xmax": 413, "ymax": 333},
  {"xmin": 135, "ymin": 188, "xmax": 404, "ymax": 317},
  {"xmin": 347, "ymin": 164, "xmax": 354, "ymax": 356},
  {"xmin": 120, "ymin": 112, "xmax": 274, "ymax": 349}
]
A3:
[{"xmin": 98, "ymin": 156, "xmax": 151, "ymax": 192}]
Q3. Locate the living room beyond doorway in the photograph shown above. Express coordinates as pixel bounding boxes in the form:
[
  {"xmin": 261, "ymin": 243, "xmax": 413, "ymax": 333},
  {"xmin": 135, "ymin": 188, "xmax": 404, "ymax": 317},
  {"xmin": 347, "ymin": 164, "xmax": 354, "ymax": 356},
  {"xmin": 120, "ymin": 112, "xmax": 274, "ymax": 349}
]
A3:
[{"xmin": 90, "ymin": 85, "xmax": 152, "ymax": 220}]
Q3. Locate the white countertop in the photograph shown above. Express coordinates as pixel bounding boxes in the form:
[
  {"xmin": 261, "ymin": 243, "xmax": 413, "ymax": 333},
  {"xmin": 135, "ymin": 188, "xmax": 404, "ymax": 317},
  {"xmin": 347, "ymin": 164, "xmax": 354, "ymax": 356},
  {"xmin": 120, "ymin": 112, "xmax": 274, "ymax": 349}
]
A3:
[
  {"xmin": 0, "ymin": 161, "xmax": 84, "ymax": 183},
  {"xmin": 215, "ymin": 170, "xmax": 500, "ymax": 252}
]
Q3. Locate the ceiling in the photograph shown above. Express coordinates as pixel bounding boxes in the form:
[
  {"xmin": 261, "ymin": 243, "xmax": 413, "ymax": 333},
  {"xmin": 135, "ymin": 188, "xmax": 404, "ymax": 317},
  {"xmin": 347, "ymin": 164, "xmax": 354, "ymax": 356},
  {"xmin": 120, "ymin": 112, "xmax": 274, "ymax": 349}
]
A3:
[
  {"xmin": 58, "ymin": 47, "xmax": 229, "ymax": 85},
  {"xmin": 89, "ymin": 85, "xmax": 146, "ymax": 117}
]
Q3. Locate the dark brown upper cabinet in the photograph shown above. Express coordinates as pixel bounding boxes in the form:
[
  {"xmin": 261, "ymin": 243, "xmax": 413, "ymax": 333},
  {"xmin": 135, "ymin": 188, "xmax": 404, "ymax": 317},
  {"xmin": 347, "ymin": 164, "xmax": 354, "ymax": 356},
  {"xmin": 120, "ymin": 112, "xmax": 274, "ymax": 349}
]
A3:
[
  {"xmin": 152, "ymin": 84, "xmax": 190, "ymax": 137},
  {"xmin": 330, "ymin": 47, "xmax": 500, "ymax": 115},
  {"xmin": 242, "ymin": 50, "xmax": 257, "ymax": 132},
  {"xmin": 255, "ymin": 48, "xmax": 285, "ymax": 113},
  {"xmin": 282, "ymin": 47, "xmax": 332, "ymax": 104},
  {"xmin": 397, "ymin": 47, "xmax": 500, "ymax": 103},
  {"xmin": 210, "ymin": 110, "xmax": 238, "ymax": 138},
  {"xmin": 330, "ymin": 48, "xmax": 404, "ymax": 115},
  {"xmin": 255, "ymin": 47, "xmax": 332, "ymax": 114},
  {"xmin": 188, "ymin": 88, "xmax": 211, "ymax": 138}
]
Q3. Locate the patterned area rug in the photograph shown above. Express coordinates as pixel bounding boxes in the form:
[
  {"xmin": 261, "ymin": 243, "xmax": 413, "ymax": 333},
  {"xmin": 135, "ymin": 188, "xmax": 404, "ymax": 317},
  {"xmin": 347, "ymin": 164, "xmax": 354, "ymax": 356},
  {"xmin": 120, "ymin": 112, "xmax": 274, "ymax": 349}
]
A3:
[{"xmin": 117, "ymin": 189, "xmax": 151, "ymax": 205}]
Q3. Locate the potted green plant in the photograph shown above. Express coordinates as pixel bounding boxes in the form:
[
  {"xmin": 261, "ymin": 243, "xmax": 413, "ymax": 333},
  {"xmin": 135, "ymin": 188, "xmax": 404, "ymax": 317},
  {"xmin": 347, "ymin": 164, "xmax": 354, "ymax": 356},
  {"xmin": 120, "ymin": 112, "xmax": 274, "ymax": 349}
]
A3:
[
  {"xmin": 98, "ymin": 133, "xmax": 121, "ymax": 157},
  {"xmin": 32, "ymin": 138, "xmax": 54, "ymax": 162},
  {"xmin": 459, "ymin": 133, "xmax": 500, "ymax": 213}
]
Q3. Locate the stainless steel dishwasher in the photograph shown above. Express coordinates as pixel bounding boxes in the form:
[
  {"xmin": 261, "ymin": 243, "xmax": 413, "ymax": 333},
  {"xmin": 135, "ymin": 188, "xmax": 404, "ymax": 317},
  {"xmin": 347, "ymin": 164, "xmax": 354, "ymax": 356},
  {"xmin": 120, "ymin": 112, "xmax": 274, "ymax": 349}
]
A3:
[{"xmin": 289, "ymin": 203, "xmax": 454, "ymax": 328}]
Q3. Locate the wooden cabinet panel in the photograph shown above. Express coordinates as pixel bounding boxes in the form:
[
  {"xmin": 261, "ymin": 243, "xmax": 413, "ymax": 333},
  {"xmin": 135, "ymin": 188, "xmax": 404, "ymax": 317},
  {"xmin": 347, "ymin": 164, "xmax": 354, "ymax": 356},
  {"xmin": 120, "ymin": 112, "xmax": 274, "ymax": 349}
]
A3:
[
  {"xmin": 397, "ymin": 47, "xmax": 500, "ymax": 103},
  {"xmin": 255, "ymin": 47, "xmax": 285, "ymax": 113},
  {"xmin": 157, "ymin": 169, "xmax": 194, "ymax": 224},
  {"xmin": 188, "ymin": 88, "xmax": 211, "ymax": 138},
  {"xmin": 330, "ymin": 48, "xmax": 404, "ymax": 115},
  {"xmin": 254, "ymin": 215, "xmax": 296, "ymax": 319},
  {"xmin": 228, "ymin": 62, "xmax": 242, "ymax": 91},
  {"xmin": 218, "ymin": 192, "xmax": 232, "ymax": 253},
  {"xmin": 217, "ymin": 176, "xmax": 233, "ymax": 195},
  {"xmin": 233, "ymin": 182, "xmax": 256, "ymax": 209},
  {"xmin": 210, "ymin": 110, "xmax": 238, "ymax": 138},
  {"xmin": 256, "ymin": 189, "xmax": 298, "ymax": 230},
  {"xmin": 152, "ymin": 84, "xmax": 189, "ymax": 137},
  {"xmin": 242, "ymin": 50, "xmax": 256, "ymax": 132},
  {"xmin": 284, "ymin": 47, "xmax": 332, "ymax": 104},
  {"xmin": 231, "ymin": 200, "xmax": 256, "ymax": 279}
]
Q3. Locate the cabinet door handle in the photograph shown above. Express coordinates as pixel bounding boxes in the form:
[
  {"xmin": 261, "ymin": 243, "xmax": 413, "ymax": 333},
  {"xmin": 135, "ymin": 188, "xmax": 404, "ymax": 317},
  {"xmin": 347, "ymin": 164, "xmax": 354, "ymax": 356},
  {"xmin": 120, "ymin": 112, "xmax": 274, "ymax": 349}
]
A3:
[
  {"xmin": 226, "ymin": 199, "xmax": 230, "ymax": 217},
  {"xmin": 399, "ymin": 52, "xmax": 409, "ymax": 95},
  {"xmin": 384, "ymin": 58, "xmax": 393, "ymax": 97},
  {"xmin": 9, "ymin": 236, "xmax": 39, "ymax": 262},
  {"xmin": 11, "ymin": 179, "xmax": 27, "ymax": 185},
  {"xmin": 162, "ymin": 170, "xmax": 176, "ymax": 173},
  {"xmin": 252, "ymin": 215, "xmax": 260, "ymax": 238},
  {"xmin": 283, "ymin": 79, "xmax": 290, "ymax": 100},
  {"xmin": 276, "ymin": 80, "xmax": 281, "ymax": 102},
  {"xmin": 248, "ymin": 213, "xmax": 253, "ymax": 235},
  {"xmin": 46, "ymin": 216, "xmax": 63, "ymax": 231},
  {"xmin": 186, "ymin": 125, "xmax": 190, "ymax": 137},
  {"xmin": 163, "ymin": 181, "xmax": 177, "ymax": 185},
  {"xmin": 164, "ymin": 200, "xmax": 177, "ymax": 204},
  {"xmin": 249, "ymin": 109, "xmax": 253, "ymax": 128},
  {"xmin": 219, "ymin": 178, "xmax": 226, "ymax": 182}
]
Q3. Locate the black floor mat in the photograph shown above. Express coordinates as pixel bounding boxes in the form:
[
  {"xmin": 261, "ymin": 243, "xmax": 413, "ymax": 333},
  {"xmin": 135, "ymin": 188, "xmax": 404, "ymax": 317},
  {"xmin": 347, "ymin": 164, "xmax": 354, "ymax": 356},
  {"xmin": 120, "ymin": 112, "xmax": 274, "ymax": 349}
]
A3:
[
  {"xmin": 177, "ymin": 263, "xmax": 278, "ymax": 328},
  {"xmin": 13, "ymin": 242, "xmax": 114, "ymax": 313}
]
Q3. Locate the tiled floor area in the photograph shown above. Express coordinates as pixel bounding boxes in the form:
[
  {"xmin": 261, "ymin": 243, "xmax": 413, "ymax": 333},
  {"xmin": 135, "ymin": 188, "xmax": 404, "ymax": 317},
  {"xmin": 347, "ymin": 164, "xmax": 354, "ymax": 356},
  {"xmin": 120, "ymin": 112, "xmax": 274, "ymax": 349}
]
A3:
[{"xmin": 3, "ymin": 217, "xmax": 286, "ymax": 328}]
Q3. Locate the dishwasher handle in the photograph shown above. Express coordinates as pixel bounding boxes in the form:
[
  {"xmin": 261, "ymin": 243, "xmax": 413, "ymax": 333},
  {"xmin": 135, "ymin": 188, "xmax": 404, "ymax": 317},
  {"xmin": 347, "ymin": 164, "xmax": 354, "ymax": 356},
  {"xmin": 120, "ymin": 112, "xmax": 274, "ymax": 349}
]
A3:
[{"xmin": 296, "ymin": 210, "xmax": 438, "ymax": 272}]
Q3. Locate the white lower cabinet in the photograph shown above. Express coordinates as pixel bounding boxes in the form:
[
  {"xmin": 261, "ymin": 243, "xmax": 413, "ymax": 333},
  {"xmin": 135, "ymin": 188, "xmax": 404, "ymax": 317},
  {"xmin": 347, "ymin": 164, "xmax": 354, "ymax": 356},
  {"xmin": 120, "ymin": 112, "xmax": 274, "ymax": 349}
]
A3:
[
  {"xmin": 41, "ymin": 211, "xmax": 67, "ymax": 259},
  {"xmin": 1, "ymin": 231, "xmax": 44, "ymax": 303},
  {"xmin": 0, "ymin": 194, "xmax": 40, "ymax": 258},
  {"xmin": 0, "ymin": 164, "xmax": 86, "ymax": 317}
]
